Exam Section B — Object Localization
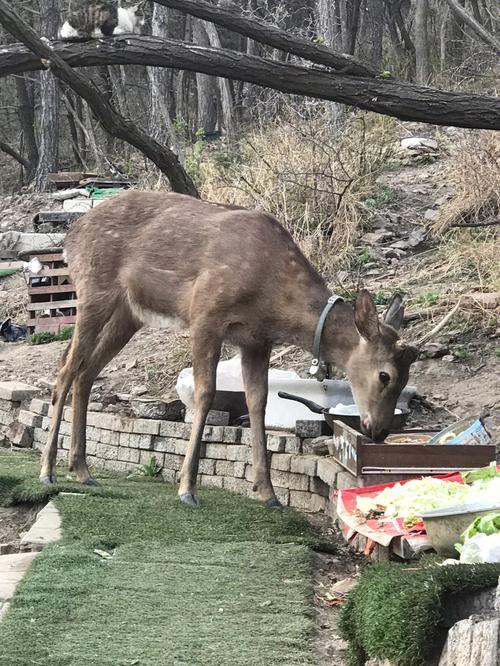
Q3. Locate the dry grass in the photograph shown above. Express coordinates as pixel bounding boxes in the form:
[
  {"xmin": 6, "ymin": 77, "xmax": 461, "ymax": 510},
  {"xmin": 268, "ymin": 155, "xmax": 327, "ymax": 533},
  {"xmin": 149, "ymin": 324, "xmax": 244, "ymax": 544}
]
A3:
[
  {"xmin": 199, "ymin": 111, "xmax": 397, "ymax": 271},
  {"xmin": 435, "ymin": 131, "xmax": 500, "ymax": 232}
]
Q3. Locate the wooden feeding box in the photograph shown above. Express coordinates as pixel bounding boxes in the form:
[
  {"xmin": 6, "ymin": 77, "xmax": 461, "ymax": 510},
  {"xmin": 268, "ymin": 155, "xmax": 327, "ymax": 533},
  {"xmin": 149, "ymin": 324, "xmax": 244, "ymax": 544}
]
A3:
[
  {"xmin": 47, "ymin": 171, "xmax": 98, "ymax": 189},
  {"xmin": 33, "ymin": 211, "xmax": 84, "ymax": 232},
  {"xmin": 331, "ymin": 420, "xmax": 496, "ymax": 484},
  {"xmin": 24, "ymin": 250, "xmax": 76, "ymax": 334}
]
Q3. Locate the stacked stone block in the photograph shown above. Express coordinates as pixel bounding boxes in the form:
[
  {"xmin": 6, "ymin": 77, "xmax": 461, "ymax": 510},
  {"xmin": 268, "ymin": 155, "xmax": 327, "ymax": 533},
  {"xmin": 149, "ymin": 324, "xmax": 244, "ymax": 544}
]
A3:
[{"xmin": 1, "ymin": 382, "xmax": 353, "ymax": 515}]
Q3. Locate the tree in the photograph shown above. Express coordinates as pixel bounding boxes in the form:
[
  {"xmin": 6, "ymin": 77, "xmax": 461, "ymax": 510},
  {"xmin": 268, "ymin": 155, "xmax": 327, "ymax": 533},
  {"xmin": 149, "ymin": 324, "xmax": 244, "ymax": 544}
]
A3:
[
  {"xmin": 0, "ymin": 0, "xmax": 199, "ymax": 196},
  {"xmin": 34, "ymin": 0, "xmax": 59, "ymax": 191},
  {"xmin": 415, "ymin": 0, "xmax": 430, "ymax": 84}
]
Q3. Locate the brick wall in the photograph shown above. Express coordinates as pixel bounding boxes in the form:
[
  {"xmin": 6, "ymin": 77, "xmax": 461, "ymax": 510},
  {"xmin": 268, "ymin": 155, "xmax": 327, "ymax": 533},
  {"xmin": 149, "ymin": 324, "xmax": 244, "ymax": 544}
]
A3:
[{"xmin": 0, "ymin": 381, "xmax": 357, "ymax": 516}]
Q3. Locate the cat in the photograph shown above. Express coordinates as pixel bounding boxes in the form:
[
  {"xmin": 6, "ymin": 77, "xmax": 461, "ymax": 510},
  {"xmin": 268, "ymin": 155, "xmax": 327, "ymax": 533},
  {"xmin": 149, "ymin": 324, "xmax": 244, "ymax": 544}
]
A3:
[{"xmin": 58, "ymin": 2, "xmax": 146, "ymax": 40}]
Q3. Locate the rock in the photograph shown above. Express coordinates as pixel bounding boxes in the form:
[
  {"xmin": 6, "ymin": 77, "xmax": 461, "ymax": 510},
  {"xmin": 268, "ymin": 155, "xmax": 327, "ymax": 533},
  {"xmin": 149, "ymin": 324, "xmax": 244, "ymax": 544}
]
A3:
[
  {"xmin": 400, "ymin": 137, "xmax": 438, "ymax": 151},
  {"xmin": 185, "ymin": 409, "xmax": 229, "ymax": 426},
  {"xmin": 424, "ymin": 209, "xmax": 439, "ymax": 222},
  {"xmin": 408, "ymin": 228, "xmax": 428, "ymax": 248},
  {"xmin": 131, "ymin": 398, "xmax": 184, "ymax": 421},
  {"xmin": 124, "ymin": 358, "xmax": 138, "ymax": 370},
  {"xmin": 0, "ymin": 231, "xmax": 65, "ymax": 259},
  {"xmin": 302, "ymin": 436, "xmax": 330, "ymax": 456},
  {"xmin": 390, "ymin": 239, "xmax": 411, "ymax": 250},
  {"xmin": 115, "ymin": 393, "xmax": 131, "ymax": 402},
  {"xmin": 88, "ymin": 402, "xmax": 103, "ymax": 412},
  {"xmin": 7, "ymin": 422, "xmax": 33, "ymax": 448},
  {"xmin": 441, "ymin": 355, "xmax": 455, "ymax": 363},
  {"xmin": 434, "ymin": 193, "xmax": 453, "ymax": 206},
  {"xmin": 422, "ymin": 342, "xmax": 450, "ymax": 359},
  {"xmin": 386, "ymin": 212, "xmax": 401, "ymax": 224},
  {"xmin": 131, "ymin": 385, "xmax": 148, "ymax": 396},
  {"xmin": 361, "ymin": 229, "xmax": 394, "ymax": 245}
]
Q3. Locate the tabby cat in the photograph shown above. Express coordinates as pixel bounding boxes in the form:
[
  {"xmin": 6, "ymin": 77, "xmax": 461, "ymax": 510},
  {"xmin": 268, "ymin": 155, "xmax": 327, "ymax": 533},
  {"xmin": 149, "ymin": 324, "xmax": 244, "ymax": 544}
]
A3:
[{"xmin": 58, "ymin": 1, "xmax": 145, "ymax": 40}]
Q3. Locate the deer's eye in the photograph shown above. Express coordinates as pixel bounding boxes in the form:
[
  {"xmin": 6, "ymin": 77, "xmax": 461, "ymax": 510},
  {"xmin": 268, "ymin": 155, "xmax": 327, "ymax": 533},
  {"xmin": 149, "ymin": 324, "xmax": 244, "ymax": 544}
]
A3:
[{"xmin": 379, "ymin": 371, "xmax": 390, "ymax": 386}]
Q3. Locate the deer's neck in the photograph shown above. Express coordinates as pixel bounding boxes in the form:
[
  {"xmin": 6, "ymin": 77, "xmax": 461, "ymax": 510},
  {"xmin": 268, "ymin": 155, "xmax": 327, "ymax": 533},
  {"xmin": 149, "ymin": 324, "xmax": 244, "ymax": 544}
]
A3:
[{"xmin": 276, "ymin": 282, "xmax": 357, "ymax": 370}]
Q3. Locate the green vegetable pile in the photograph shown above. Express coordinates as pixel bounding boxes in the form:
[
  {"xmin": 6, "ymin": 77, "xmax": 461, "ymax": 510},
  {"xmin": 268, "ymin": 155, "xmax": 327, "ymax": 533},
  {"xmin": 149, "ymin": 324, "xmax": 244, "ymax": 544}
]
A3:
[{"xmin": 339, "ymin": 560, "xmax": 500, "ymax": 666}]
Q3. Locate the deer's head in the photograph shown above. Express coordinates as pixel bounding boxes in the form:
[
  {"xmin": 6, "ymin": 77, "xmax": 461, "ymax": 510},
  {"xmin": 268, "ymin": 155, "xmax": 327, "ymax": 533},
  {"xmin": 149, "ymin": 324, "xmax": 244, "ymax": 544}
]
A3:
[{"xmin": 339, "ymin": 290, "xmax": 418, "ymax": 442}]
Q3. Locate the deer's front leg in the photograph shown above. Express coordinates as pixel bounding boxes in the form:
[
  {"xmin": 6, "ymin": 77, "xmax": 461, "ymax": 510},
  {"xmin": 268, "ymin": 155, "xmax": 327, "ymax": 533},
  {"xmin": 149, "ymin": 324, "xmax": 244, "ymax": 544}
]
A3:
[
  {"xmin": 241, "ymin": 344, "xmax": 281, "ymax": 508},
  {"xmin": 178, "ymin": 333, "xmax": 222, "ymax": 507}
]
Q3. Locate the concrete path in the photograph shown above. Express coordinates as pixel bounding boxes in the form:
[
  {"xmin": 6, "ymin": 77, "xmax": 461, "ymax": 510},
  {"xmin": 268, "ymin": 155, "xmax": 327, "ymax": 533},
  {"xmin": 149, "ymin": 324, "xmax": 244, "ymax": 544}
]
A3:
[{"xmin": 0, "ymin": 501, "xmax": 61, "ymax": 622}]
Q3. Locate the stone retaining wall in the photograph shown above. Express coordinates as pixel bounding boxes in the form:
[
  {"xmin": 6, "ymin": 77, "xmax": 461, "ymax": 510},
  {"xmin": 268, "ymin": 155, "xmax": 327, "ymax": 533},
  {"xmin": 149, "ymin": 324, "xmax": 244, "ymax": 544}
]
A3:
[{"xmin": 0, "ymin": 381, "xmax": 355, "ymax": 515}]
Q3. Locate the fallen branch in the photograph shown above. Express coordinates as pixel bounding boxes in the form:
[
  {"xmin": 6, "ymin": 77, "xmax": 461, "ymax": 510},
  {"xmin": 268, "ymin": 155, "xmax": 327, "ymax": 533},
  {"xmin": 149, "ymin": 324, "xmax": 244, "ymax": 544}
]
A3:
[
  {"xmin": 0, "ymin": 2, "xmax": 198, "ymax": 196},
  {"xmin": 416, "ymin": 298, "xmax": 462, "ymax": 346},
  {"xmin": 0, "ymin": 37, "xmax": 499, "ymax": 130},
  {"xmin": 449, "ymin": 219, "xmax": 499, "ymax": 228},
  {"xmin": 154, "ymin": 0, "xmax": 378, "ymax": 77}
]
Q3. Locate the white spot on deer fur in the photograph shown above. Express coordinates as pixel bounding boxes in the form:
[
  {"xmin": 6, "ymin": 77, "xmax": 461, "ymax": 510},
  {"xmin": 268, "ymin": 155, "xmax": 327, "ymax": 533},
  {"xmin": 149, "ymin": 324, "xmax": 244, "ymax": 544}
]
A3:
[{"xmin": 128, "ymin": 298, "xmax": 184, "ymax": 332}]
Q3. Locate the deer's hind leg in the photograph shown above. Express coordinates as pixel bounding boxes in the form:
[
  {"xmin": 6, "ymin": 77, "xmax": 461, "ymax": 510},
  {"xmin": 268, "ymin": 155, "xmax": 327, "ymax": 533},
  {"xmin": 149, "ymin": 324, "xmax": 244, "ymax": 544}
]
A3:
[{"xmin": 68, "ymin": 303, "xmax": 139, "ymax": 484}]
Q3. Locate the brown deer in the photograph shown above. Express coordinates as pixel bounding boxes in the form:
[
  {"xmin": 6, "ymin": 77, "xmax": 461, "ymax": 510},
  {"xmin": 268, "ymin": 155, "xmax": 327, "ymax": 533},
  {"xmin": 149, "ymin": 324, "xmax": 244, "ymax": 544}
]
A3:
[{"xmin": 40, "ymin": 191, "xmax": 418, "ymax": 507}]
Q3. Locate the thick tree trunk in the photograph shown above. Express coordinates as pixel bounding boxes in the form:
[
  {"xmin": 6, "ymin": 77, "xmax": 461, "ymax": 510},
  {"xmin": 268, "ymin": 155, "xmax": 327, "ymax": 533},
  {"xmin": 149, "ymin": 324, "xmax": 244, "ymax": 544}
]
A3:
[
  {"xmin": 193, "ymin": 18, "xmax": 217, "ymax": 133},
  {"xmin": 14, "ymin": 74, "xmax": 38, "ymax": 178},
  {"xmin": 415, "ymin": 0, "xmax": 430, "ymax": 84},
  {"xmin": 0, "ymin": 1, "xmax": 199, "ymax": 196},
  {"xmin": 1, "ymin": 36, "xmax": 498, "ymax": 130},
  {"xmin": 34, "ymin": 0, "xmax": 59, "ymax": 191},
  {"xmin": 202, "ymin": 19, "xmax": 234, "ymax": 137},
  {"xmin": 366, "ymin": 0, "xmax": 384, "ymax": 72},
  {"xmin": 148, "ymin": 3, "xmax": 181, "ymax": 154}
]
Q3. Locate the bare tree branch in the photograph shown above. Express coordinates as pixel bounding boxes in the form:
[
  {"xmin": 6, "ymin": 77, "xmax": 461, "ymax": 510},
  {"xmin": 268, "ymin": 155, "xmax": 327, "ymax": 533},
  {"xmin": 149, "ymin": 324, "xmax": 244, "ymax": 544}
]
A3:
[
  {"xmin": 0, "ymin": 36, "xmax": 498, "ymax": 130},
  {"xmin": 154, "ymin": 0, "xmax": 379, "ymax": 77},
  {"xmin": 441, "ymin": 0, "xmax": 500, "ymax": 53},
  {"xmin": 0, "ymin": 1, "xmax": 199, "ymax": 196},
  {"xmin": 0, "ymin": 138, "xmax": 30, "ymax": 168}
]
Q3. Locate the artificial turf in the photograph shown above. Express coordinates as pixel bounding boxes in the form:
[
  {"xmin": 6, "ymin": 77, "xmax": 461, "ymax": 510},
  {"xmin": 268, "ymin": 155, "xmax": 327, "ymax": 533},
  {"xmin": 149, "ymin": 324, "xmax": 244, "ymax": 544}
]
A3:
[{"xmin": 0, "ymin": 450, "xmax": 317, "ymax": 666}]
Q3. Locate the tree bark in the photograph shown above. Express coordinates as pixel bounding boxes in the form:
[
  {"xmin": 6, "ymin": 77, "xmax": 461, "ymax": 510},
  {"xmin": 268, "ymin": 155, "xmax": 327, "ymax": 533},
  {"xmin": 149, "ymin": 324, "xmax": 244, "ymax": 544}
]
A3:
[
  {"xmin": 202, "ymin": 19, "xmax": 234, "ymax": 137},
  {"xmin": 193, "ymin": 18, "xmax": 218, "ymax": 134},
  {"xmin": 442, "ymin": 0, "xmax": 500, "ymax": 53},
  {"xmin": 415, "ymin": 0, "xmax": 430, "ymax": 84},
  {"xmin": 14, "ymin": 74, "xmax": 38, "ymax": 178},
  {"xmin": 34, "ymin": 0, "xmax": 59, "ymax": 191},
  {"xmin": 148, "ymin": 3, "xmax": 181, "ymax": 154},
  {"xmin": 154, "ymin": 0, "xmax": 379, "ymax": 76},
  {"xmin": 0, "ymin": 1, "xmax": 199, "ymax": 197},
  {"xmin": 1, "ymin": 36, "xmax": 498, "ymax": 130}
]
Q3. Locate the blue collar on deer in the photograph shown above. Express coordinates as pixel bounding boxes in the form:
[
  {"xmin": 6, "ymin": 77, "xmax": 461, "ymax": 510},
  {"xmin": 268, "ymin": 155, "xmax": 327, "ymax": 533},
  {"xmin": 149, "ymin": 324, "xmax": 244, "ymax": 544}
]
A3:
[{"xmin": 309, "ymin": 294, "xmax": 344, "ymax": 381}]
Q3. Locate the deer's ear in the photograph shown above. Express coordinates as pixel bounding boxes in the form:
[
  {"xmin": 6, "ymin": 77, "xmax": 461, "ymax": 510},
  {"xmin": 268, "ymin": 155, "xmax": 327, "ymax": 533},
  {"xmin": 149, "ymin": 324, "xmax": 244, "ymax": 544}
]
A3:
[
  {"xmin": 383, "ymin": 293, "xmax": 404, "ymax": 331},
  {"xmin": 354, "ymin": 289, "xmax": 379, "ymax": 341}
]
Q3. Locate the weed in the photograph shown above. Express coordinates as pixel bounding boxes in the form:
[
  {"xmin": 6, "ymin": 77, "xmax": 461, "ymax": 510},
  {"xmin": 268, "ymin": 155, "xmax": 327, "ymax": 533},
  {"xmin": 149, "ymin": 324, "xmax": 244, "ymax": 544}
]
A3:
[
  {"xmin": 185, "ymin": 128, "xmax": 206, "ymax": 185},
  {"xmin": 142, "ymin": 456, "xmax": 161, "ymax": 478},
  {"xmin": 453, "ymin": 345, "xmax": 471, "ymax": 361},
  {"xmin": 362, "ymin": 185, "xmax": 398, "ymax": 210},
  {"xmin": 29, "ymin": 326, "xmax": 73, "ymax": 345},
  {"xmin": 495, "ymin": 348, "xmax": 500, "ymax": 358},
  {"xmin": 418, "ymin": 291, "xmax": 440, "ymax": 307}
]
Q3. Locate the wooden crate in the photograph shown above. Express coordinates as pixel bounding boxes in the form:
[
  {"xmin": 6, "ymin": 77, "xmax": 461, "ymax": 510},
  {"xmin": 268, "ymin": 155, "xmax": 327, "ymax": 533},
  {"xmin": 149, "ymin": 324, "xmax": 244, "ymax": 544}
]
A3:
[
  {"xmin": 26, "ymin": 250, "xmax": 77, "ymax": 333},
  {"xmin": 331, "ymin": 420, "xmax": 496, "ymax": 479}
]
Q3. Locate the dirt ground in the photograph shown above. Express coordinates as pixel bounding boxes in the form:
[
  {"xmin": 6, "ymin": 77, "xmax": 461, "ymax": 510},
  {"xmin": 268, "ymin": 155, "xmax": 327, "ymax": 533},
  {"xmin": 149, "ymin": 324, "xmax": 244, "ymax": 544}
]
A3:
[{"xmin": 0, "ymin": 504, "xmax": 40, "ymax": 552}]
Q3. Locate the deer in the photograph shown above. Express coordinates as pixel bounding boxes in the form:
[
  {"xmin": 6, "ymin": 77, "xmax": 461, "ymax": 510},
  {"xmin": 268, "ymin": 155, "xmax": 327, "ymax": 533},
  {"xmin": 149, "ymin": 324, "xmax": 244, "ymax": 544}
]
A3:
[{"xmin": 40, "ymin": 191, "xmax": 418, "ymax": 507}]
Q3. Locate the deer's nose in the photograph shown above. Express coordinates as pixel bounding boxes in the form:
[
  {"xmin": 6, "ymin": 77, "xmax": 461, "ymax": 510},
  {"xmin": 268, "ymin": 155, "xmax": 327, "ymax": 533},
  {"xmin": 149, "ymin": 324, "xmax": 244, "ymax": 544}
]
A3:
[{"xmin": 361, "ymin": 416, "xmax": 371, "ymax": 432}]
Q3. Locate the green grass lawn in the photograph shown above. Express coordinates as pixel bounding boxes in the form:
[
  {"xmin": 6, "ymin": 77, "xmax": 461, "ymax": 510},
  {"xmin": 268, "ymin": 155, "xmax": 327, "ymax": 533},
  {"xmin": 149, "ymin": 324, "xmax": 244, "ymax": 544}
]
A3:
[{"xmin": 0, "ymin": 450, "xmax": 317, "ymax": 666}]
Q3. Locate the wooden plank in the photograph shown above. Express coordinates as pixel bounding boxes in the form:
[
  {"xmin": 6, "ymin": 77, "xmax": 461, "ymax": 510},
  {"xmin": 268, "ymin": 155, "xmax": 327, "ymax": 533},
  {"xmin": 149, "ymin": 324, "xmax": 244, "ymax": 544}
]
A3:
[
  {"xmin": 28, "ymin": 284, "xmax": 75, "ymax": 295},
  {"xmin": 363, "ymin": 443, "xmax": 496, "ymax": 470},
  {"xmin": 28, "ymin": 315, "xmax": 76, "ymax": 328},
  {"xmin": 0, "ymin": 260, "xmax": 23, "ymax": 270},
  {"xmin": 28, "ymin": 299, "xmax": 77, "ymax": 312},
  {"xmin": 28, "ymin": 253, "xmax": 65, "ymax": 263},
  {"xmin": 29, "ymin": 268, "xmax": 70, "ymax": 278}
]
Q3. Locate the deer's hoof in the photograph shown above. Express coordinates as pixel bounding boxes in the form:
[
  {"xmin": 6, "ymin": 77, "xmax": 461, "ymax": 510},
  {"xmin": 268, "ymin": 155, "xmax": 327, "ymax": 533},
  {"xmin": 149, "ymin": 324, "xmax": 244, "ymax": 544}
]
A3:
[
  {"xmin": 40, "ymin": 475, "xmax": 57, "ymax": 485},
  {"xmin": 265, "ymin": 497, "xmax": 283, "ymax": 509},
  {"xmin": 180, "ymin": 493, "xmax": 200, "ymax": 507},
  {"xmin": 83, "ymin": 478, "xmax": 98, "ymax": 486}
]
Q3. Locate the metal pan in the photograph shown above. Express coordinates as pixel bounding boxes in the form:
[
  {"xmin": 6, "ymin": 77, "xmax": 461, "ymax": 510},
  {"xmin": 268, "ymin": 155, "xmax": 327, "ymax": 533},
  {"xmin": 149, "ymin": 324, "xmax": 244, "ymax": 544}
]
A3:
[{"xmin": 277, "ymin": 391, "xmax": 409, "ymax": 433}]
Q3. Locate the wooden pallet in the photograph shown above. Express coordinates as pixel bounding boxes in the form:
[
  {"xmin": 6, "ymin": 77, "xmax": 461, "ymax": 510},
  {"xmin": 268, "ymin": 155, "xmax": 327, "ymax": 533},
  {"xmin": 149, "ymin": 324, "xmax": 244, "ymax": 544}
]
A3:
[{"xmin": 26, "ymin": 251, "xmax": 77, "ymax": 333}]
